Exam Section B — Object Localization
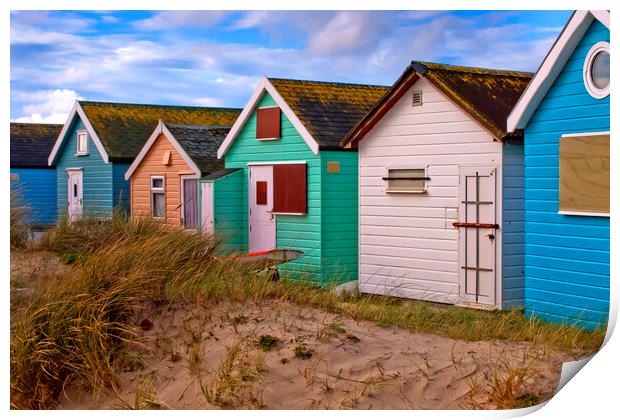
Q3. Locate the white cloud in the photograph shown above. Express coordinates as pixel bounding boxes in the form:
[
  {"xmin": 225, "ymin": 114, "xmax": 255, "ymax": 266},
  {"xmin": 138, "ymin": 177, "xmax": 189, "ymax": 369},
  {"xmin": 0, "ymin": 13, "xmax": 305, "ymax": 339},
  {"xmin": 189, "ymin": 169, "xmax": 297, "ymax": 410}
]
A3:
[
  {"xmin": 308, "ymin": 11, "xmax": 392, "ymax": 56},
  {"xmin": 14, "ymin": 89, "xmax": 82, "ymax": 123},
  {"xmin": 134, "ymin": 11, "xmax": 230, "ymax": 30},
  {"xmin": 10, "ymin": 10, "xmax": 565, "ymax": 122}
]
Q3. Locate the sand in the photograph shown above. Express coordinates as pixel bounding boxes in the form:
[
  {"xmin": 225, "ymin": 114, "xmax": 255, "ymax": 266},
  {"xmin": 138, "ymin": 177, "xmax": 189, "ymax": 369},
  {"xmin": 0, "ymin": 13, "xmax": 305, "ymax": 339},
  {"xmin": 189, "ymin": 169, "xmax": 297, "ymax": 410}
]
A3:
[{"xmin": 58, "ymin": 299, "xmax": 570, "ymax": 410}]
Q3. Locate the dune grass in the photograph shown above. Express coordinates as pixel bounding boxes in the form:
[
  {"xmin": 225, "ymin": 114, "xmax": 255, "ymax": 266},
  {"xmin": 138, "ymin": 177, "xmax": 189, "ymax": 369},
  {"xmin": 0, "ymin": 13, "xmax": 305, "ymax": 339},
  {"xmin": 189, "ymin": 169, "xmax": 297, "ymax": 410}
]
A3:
[
  {"xmin": 10, "ymin": 190, "xmax": 30, "ymax": 249},
  {"xmin": 10, "ymin": 214, "xmax": 606, "ymax": 408}
]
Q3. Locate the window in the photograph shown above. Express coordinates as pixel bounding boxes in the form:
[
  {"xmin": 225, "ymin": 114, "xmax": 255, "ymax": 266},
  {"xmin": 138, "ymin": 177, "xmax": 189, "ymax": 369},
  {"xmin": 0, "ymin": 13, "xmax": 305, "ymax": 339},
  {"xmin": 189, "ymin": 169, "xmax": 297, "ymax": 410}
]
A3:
[
  {"xmin": 256, "ymin": 181, "xmax": 268, "ymax": 205},
  {"xmin": 384, "ymin": 168, "xmax": 428, "ymax": 193},
  {"xmin": 256, "ymin": 107, "xmax": 281, "ymax": 139},
  {"xmin": 76, "ymin": 131, "xmax": 88, "ymax": 155},
  {"xmin": 151, "ymin": 176, "xmax": 165, "ymax": 218},
  {"xmin": 583, "ymin": 42, "xmax": 610, "ymax": 99},
  {"xmin": 273, "ymin": 163, "xmax": 307, "ymax": 214},
  {"xmin": 559, "ymin": 133, "xmax": 609, "ymax": 216}
]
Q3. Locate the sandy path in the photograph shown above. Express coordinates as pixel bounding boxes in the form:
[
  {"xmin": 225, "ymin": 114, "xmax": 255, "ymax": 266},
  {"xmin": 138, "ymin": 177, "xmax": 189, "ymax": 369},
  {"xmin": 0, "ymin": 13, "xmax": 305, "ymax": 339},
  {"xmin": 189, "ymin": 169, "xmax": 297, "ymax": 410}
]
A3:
[{"xmin": 60, "ymin": 299, "xmax": 570, "ymax": 410}]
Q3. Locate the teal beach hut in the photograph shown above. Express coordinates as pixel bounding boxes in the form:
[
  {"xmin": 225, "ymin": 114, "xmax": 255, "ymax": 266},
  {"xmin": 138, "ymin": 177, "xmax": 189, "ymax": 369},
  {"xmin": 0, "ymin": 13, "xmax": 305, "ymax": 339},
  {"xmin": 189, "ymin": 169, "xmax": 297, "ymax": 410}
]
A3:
[{"xmin": 202, "ymin": 77, "xmax": 389, "ymax": 286}]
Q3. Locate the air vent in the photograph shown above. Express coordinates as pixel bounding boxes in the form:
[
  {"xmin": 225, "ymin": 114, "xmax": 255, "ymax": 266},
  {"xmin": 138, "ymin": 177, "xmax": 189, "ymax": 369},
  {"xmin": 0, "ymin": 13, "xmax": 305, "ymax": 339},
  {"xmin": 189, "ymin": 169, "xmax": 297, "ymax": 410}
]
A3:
[{"xmin": 412, "ymin": 90, "xmax": 423, "ymax": 106}]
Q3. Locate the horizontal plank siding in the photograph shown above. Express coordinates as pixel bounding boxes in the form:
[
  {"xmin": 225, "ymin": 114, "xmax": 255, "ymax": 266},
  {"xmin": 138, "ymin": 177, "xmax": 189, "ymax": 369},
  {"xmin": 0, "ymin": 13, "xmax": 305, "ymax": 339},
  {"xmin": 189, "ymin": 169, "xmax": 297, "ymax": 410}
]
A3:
[
  {"xmin": 224, "ymin": 93, "xmax": 323, "ymax": 282},
  {"xmin": 320, "ymin": 150, "xmax": 358, "ymax": 284},
  {"xmin": 211, "ymin": 170, "xmax": 245, "ymax": 253},
  {"xmin": 56, "ymin": 118, "xmax": 113, "ymax": 219},
  {"xmin": 10, "ymin": 168, "xmax": 57, "ymax": 226},
  {"xmin": 130, "ymin": 133, "xmax": 194, "ymax": 227},
  {"xmin": 112, "ymin": 162, "xmax": 130, "ymax": 214},
  {"xmin": 358, "ymin": 78, "xmax": 504, "ymax": 305},
  {"xmin": 523, "ymin": 19, "xmax": 609, "ymax": 328},
  {"xmin": 502, "ymin": 143, "xmax": 525, "ymax": 308}
]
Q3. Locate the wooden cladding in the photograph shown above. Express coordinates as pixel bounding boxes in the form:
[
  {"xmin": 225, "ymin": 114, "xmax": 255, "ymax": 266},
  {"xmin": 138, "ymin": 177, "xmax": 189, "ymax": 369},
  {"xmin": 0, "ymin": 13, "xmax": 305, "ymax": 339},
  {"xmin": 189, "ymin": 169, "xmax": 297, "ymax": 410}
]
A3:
[
  {"xmin": 256, "ymin": 181, "xmax": 268, "ymax": 205},
  {"xmin": 559, "ymin": 134, "xmax": 609, "ymax": 214},
  {"xmin": 256, "ymin": 107, "xmax": 281, "ymax": 140},
  {"xmin": 273, "ymin": 163, "xmax": 307, "ymax": 214}
]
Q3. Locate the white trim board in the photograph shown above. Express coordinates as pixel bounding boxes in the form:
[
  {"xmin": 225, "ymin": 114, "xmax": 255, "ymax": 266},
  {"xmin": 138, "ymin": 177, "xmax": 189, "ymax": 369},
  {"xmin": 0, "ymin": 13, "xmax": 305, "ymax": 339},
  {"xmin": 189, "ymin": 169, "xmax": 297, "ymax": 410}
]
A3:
[
  {"xmin": 246, "ymin": 160, "xmax": 307, "ymax": 166},
  {"xmin": 124, "ymin": 120, "xmax": 202, "ymax": 180},
  {"xmin": 507, "ymin": 10, "xmax": 610, "ymax": 132},
  {"xmin": 48, "ymin": 101, "xmax": 110, "ymax": 165},
  {"xmin": 559, "ymin": 211, "xmax": 610, "ymax": 218},
  {"xmin": 217, "ymin": 76, "xmax": 320, "ymax": 159},
  {"xmin": 560, "ymin": 131, "xmax": 610, "ymax": 138}
]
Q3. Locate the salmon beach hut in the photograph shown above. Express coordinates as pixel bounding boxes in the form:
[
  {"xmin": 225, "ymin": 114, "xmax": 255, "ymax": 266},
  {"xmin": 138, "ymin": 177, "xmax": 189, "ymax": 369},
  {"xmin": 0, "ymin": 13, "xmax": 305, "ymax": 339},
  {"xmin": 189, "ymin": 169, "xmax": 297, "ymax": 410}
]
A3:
[{"xmin": 124, "ymin": 121, "xmax": 231, "ymax": 229}]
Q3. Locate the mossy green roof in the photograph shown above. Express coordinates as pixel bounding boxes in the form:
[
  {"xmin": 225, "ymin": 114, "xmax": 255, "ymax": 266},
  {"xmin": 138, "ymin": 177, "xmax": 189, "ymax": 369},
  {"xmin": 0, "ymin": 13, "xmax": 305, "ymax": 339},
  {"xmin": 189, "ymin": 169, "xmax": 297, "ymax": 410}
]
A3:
[
  {"xmin": 268, "ymin": 78, "xmax": 390, "ymax": 150},
  {"xmin": 79, "ymin": 101, "xmax": 241, "ymax": 161},
  {"xmin": 410, "ymin": 61, "xmax": 533, "ymax": 138}
]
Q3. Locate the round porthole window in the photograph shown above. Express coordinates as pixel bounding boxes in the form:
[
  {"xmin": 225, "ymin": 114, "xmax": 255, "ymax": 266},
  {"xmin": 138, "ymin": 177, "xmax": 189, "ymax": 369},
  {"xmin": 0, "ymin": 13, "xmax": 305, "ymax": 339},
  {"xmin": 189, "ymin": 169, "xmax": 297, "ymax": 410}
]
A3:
[{"xmin": 583, "ymin": 41, "xmax": 610, "ymax": 99}]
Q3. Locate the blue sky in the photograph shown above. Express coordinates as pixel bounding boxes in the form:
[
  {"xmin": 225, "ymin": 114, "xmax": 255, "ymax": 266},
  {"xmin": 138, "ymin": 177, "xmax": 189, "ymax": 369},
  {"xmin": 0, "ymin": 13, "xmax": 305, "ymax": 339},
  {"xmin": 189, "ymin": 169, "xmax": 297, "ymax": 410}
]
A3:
[{"xmin": 10, "ymin": 10, "xmax": 572, "ymax": 123}]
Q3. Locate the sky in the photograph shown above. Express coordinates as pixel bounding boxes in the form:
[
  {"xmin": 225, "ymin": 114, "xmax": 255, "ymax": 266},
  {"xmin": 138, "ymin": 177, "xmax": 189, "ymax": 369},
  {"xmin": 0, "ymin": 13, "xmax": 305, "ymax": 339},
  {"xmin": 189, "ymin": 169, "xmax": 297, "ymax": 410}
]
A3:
[{"xmin": 10, "ymin": 10, "xmax": 573, "ymax": 123}]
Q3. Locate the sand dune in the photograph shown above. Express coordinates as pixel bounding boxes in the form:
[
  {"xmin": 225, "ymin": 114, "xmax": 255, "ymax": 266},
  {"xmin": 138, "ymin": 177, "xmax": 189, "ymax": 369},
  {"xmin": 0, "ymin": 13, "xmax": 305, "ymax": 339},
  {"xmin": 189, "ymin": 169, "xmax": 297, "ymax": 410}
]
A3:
[{"xmin": 60, "ymin": 299, "xmax": 569, "ymax": 410}]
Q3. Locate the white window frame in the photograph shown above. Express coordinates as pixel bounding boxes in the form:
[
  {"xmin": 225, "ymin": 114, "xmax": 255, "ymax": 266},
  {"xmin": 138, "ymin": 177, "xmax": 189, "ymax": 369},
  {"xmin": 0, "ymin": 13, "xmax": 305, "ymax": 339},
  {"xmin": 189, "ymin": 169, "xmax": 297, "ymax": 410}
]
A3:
[
  {"xmin": 384, "ymin": 166, "xmax": 429, "ymax": 194},
  {"xmin": 583, "ymin": 41, "xmax": 610, "ymax": 99},
  {"xmin": 150, "ymin": 175, "xmax": 165, "ymax": 219},
  {"xmin": 76, "ymin": 130, "xmax": 88, "ymax": 155}
]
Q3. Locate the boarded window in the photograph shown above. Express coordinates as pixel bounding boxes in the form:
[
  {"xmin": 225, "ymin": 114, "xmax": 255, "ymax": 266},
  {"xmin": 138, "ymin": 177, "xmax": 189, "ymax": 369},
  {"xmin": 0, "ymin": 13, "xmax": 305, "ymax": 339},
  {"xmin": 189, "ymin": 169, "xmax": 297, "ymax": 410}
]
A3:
[
  {"xmin": 256, "ymin": 107, "xmax": 281, "ymax": 139},
  {"xmin": 559, "ymin": 133, "xmax": 609, "ymax": 214},
  {"xmin": 385, "ymin": 168, "xmax": 427, "ymax": 193},
  {"xmin": 273, "ymin": 164, "xmax": 307, "ymax": 214},
  {"xmin": 256, "ymin": 181, "xmax": 267, "ymax": 205}
]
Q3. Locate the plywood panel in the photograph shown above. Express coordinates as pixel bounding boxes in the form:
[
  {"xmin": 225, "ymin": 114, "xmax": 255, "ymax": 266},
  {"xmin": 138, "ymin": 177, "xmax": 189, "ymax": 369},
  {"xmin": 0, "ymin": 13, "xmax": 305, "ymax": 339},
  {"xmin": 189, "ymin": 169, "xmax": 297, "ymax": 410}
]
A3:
[{"xmin": 559, "ymin": 134, "xmax": 609, "ymax": 214}]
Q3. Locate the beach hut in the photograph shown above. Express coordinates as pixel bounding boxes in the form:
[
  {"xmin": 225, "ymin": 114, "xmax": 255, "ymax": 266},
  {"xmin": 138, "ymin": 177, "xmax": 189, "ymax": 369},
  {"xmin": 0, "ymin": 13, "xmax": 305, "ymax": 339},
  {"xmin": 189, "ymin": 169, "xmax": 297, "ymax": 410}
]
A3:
[
  {"xmin": 10, "ymin": 122, "xmax": 62, "ymax": 227},
  {"xmin": 124, "ymin": 121, "xmax": 229, "ymax": 229},
  {"xmin": 507, "ymin": 10, "xmax": 610, "ymax": 328},
  {"xmin": 209, "ymin": 76, "xmax": 389, "ymax": 285},
  {"xmin": 48, "ymin": 101, "xmax": 240, "ymax": 221},
  {"xmin": 340, "ymin": 61, "xmax": 532, "ymax": 309}
]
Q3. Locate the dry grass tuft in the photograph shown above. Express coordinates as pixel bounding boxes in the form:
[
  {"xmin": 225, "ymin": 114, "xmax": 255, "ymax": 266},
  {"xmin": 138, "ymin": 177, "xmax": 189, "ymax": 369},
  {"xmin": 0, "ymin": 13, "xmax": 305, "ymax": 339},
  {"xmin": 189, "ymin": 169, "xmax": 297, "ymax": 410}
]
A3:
[
  {"xmin": 10, "ymin": 214, "xmax": 606, "ymax": 408},
  {"xmin": 200, "ymin": 336, "xmax": 264, "ymax": 408},
  {"xmin": 10, "ymin": 190, "xmax": 30, "ymax": 249}
]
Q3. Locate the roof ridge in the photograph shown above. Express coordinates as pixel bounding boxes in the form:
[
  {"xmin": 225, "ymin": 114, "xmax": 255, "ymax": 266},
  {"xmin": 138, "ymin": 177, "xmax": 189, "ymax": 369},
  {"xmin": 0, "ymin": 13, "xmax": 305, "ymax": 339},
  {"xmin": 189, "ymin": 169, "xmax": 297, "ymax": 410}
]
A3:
[
  {"xmin": 165, "ymin": 123, "xmax": 231, "ymax": 130},
  {"xmin": 412, "ymin": 61, "xmax": 534, "ymax": 78},
  {"xmin": 78, "ymin": 100, "xmax": 242, "ymax": 111},
  {"xmin": 268, "ymin": 76, "xmax": 390, "ymax": 89}
]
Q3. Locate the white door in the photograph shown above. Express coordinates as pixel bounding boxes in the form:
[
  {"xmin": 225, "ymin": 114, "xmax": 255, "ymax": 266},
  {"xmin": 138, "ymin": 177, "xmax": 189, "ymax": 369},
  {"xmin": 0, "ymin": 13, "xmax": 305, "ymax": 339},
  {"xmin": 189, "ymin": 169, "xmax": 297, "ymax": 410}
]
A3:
[
  {"xmin": 67, "ymin": 170, "xmax": 83, "ymax": 221},
  {"xmin": 200, "ymin": 182, "xmax": 214, "ymax": 233},
  {"xmin": 248, "ymin": 165, "xmax": 276, "ymax": 252},
  {"xmin": 457, "ymin": 167, "xmax": 497, "ymax": 306}
]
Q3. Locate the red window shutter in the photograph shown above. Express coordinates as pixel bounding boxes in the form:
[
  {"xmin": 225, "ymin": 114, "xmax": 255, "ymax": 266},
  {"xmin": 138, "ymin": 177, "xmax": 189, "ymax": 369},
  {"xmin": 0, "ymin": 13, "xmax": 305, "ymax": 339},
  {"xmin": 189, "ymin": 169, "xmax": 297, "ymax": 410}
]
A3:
[
  {"xmin": 273, "ymin": 164, "xmax": 307, "ymax": 214},
  {"xmin": 256, "ymin": 107, "xmax": 281, "ymax": 139},
  {"xmin": 256, "ymin": 181, "xmax": 267, "ymax": 205}
]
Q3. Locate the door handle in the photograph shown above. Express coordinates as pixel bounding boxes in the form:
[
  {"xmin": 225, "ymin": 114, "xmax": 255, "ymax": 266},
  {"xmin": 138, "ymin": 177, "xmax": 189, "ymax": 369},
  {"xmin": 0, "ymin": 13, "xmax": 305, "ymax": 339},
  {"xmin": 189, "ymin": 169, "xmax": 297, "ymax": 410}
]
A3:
[{"xmin": 485, "ymin": 233, "xmax": 495, "ymax": 240}]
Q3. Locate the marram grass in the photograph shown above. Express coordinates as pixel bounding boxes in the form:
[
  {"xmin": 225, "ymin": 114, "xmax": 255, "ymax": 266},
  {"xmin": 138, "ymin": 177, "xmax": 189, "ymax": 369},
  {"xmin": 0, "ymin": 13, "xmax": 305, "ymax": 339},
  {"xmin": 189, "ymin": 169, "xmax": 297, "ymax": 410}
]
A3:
[{"xmin": 10, "ymin": 214, "xmax": 606, "ymax": 408}]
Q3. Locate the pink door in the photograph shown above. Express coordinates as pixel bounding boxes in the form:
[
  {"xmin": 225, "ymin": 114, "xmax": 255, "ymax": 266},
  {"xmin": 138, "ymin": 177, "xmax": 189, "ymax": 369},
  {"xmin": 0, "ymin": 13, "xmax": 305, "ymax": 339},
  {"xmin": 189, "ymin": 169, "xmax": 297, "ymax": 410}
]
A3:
[
  {"xmin": 248, "ymin": 165, "xmax": 276, "ymax": 252},
  {"xmin": 182, "ymin": 178, "xmax": 198, "ymax": 229}
]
